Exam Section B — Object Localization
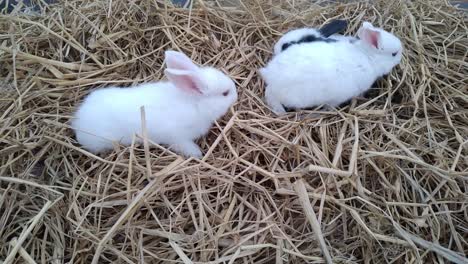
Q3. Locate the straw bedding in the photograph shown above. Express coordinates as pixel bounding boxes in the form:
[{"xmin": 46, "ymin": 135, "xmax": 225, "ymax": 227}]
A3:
[{"xmin": 0, "ymin": 0, "xmax": 467, "ymax": 263}]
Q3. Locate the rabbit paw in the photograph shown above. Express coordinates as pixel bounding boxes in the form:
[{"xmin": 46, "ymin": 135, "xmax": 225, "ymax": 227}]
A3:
[
  {"xmin": 172, "ymin": 141, "xmax": 203, "ymax": 159},
  {"xmin": 265, "ymin": 93, "xmax": 286, "ymax": 115}
]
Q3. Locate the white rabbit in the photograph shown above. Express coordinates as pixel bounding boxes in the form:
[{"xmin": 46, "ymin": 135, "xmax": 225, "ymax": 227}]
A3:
[
  {"xmin": 71, "ymin": 50, "xmax": 237, "ymax": 158},
  {"xmin": 273, "ymin": 19, "xmax": 357, "ymax": 55},
  {"xmin": 261, "ymin": 21, "xmax": 403, "ymax": 114}
]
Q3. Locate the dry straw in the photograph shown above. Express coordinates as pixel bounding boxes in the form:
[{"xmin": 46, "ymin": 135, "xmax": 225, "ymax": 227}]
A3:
[{"xmin": 1, "ymin": 0, "xmax": 467, "ymax": 263}]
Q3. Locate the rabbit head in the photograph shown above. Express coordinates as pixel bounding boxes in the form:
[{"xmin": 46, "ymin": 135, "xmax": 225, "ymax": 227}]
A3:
[
  {"xmin": 357, "ymin": 22, "xmax": 403, "ymax": 75},
  {"xmin": 164, "ymin": 51, "xmax": 237, "ymax": 120}
]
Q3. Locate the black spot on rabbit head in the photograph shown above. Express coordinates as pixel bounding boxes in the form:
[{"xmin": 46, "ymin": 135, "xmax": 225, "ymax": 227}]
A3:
[
  {"xmin": 299, "ymin": 35, "xmax": 319, "ymax": 43},
  {"xmin": 299, "ymin": 34, "xmax": 337, "ymax": 44},
  {"xmin": 281, "ymin": 34, "xmax": 337, "ymax": 52},
  {"xmin": 281, "ymin": 42, "xmax": 293, "ymax": 51}
]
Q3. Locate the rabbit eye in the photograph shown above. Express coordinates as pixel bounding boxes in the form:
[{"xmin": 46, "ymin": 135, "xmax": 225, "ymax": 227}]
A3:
[
  {"xmin": 222, "ymin": 90, "xmax": 229, "ymax": 96},
  {"xmin": 392, "ymin": 51, "xmax": 398, "ymax": 57}
]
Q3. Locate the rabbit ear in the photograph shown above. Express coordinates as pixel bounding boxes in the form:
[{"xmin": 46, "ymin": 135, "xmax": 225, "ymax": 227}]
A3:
[
  {"xmin": 164, "ymin": 68, "xmax": 203, "ymax": 94},
  {"xmin": 358, "ymin": 22, "xmax": 381, "ymax": 49},
  {"xmin": 362, "ymin": 21, "xmax": 374, "ymax": 29},
  {"xmin": 165, "ymin": 50, "xmax": 200, "ymax": 72},
  {"xmin": 164, "ymin": 50, "xmax": 204, "ymax": 94},
  {"xmin": 319, "ymin": 19, "xmax": 348, "ymax": 37}
]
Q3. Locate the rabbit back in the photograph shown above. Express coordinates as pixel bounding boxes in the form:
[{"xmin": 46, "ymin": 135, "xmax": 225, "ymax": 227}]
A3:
[
  {"xmin": 72, "ymin": 83, "xmax": 211, "ymax": 153},
  {"xmin": 262, "ymin": 41, "xmax": 377, "ymax": 109}
]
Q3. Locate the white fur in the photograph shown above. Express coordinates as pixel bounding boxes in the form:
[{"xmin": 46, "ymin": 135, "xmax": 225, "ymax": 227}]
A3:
[
  {"xmin": 261, "ymin": 21, "xmax": 403, "ymax": 114},
  {"xmin": 329, "ymin": 33, "xmax": 357, "ymax": 43},
  {"xmin": 273, "ymin": 28, "xmax": 357, "ymax": 55},
  {"xmin": 71, "ymin": 51, "xmax": 237, "ymax": 158}
]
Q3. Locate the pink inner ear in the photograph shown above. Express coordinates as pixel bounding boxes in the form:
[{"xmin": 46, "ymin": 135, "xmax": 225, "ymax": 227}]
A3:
[
  {"xmin": 359, "ymin": 27, "xmax": 380, "ymax": 49},
  {"xmin": 165, "ymin": 69, "xmax": 203, "ymax": 95},
  {"xmin": 361, "ymin": 29, "xmax": 380, "ymax": 49},
  {"xmin": 368, "ymin": 31, "xmax": 379, "ymax": 48}
]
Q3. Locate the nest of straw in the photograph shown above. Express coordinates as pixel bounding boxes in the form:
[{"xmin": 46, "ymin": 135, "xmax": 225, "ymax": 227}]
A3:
[{"xmin": 1, "ymin": 0, "xmax": 467, "ymax": 263}]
